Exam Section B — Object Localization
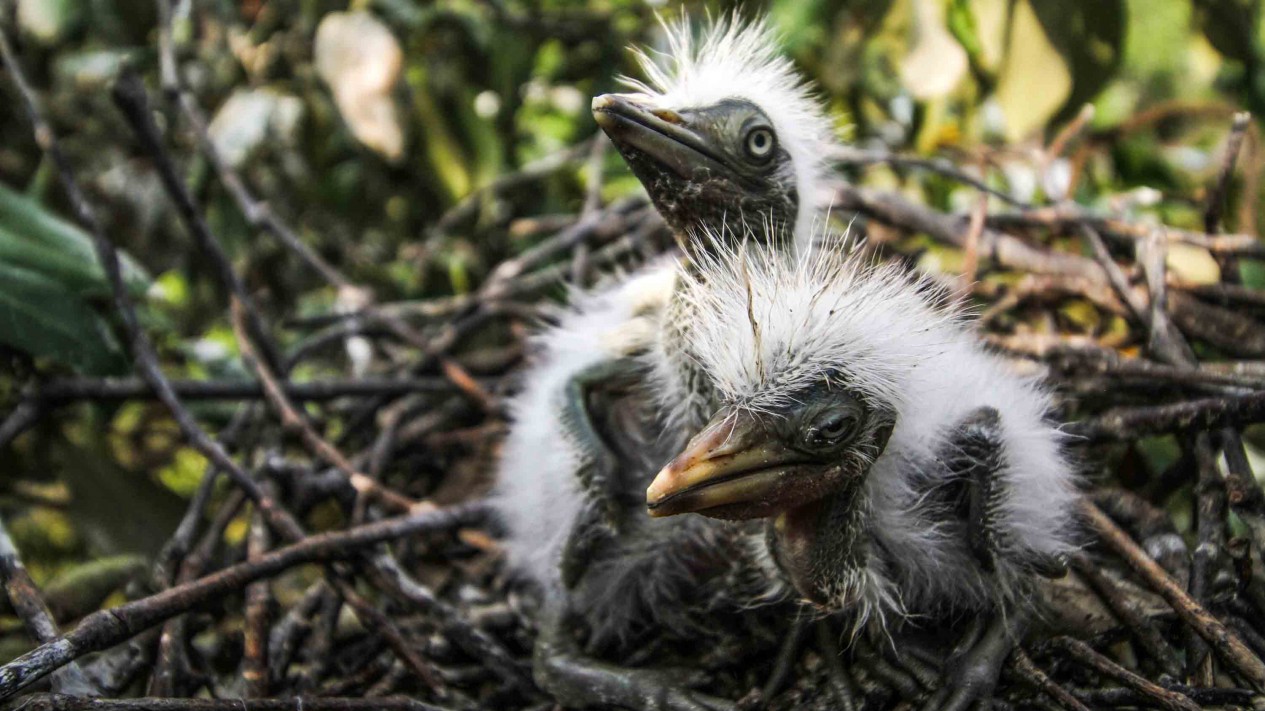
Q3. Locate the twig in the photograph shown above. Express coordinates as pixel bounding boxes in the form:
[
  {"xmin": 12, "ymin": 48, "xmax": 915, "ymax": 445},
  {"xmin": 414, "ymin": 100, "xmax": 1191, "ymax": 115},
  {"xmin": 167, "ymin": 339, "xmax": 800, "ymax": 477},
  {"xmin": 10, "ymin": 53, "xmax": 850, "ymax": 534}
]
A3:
[
  {"xmin": 1167, "ymin": 289, "xmax": 1265, "ymax": 358},
  {"xmin": 985, "ymin": 209, "xmax": 1265, "ymax": 257},
  {"xmin": 327, "ymin": 578, "xmax": 445, "ymax": 695},
  {"xmin": 1069, "ymin": 389, "xmax": 1265, "ymax": 441},
  {"xmin": 0, "ymin": 516, "xmax": 97, "ymax": 696},
  {"xmin": 1070, "ymin": 553, "xmax": 1183, "ymax": 678},
  {"xmin": 424, "ymin": 137, "xmax": 596, "ymax": 251},
  {"xmin": 1009, "ymin": 648, "xmax": 1091, "ymax": 711},
  {"xmin": 1188, "ymin": 432, "xmax": 1227, "ymax": 683},
  {"xmin": 265, "ymin": 581, "xmax": 329, "ymax": 685},
  {"xmin": 111, "ymin": 68, "xmax": 283, "ymax": 373},
  {"xmin": 1220, "ymin": 428, "xmax": 1265, "ymax": 554},
  {"xmin": 0, "ymin": 503, "xmax": 487, "ymax": 700},
  {"xmin": 0, "ymin": 23, "xmax": 304, "ymax": 543},
  {"xmin": 30, "ymin": 377, "xmax": 468, "ymax": 405},
  {"xmin": 836, "ymin": 184, "xmax": 1107, "ymax": 282},
  {"xmin": 1078, "ymin": 500, "xmax": 1265, "ymax": 690},
  {"xmin": 0, "ymin": 400, "xmax": 43, "ymax": 451},
  {"xmin": 229, "ymin": 299, "xmax": 419, "ymax": 513},
  {"xmin": 1204, "ymin": 111, "xmax": 1252, "ymax": 235},
  {"xmin": 148, "ymin": 490, "xmax": 247, "ymax": 696},
  {"xmin": 1079, "ymin": 225, "xmax": 1147, "ymax": 322},
  {"xmin": 1051, "ymin": 637, "xmax": 1199, "ymax": 711},
  {"xmin": 1089, "ymin": 488, "xmax": 1190, "ymax": 586},
  {"xmin": 363, "ymin": 553, "xmax": 534, "ymax": 694},
  {"xmin": 832, "ymin": 146, "xmax": 1032, "ymax": 208},
  {"xmin": 5, "ymin": 695, "xmax": 452, "ymax": 710},
  {"xmin": 242, "ymin": 507, "xmax": 272, "ymax": 698},
  {"xmin": 1071, "ymin": 683, "xmax": 1257, "ymax": 708},
  {"xmin": 154, "ymin": 0, "xmax": 351, "ymax": 291},
  {"xmin": 1137, "ymin": 230, "xmax": 1199, "ymax": 366}
]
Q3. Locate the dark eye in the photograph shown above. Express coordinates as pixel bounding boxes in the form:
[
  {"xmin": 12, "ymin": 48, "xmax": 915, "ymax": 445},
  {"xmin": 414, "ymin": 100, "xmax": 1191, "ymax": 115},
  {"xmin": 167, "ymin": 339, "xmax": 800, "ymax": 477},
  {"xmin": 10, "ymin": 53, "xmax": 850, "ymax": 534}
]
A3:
[
  {"xmin": 804, "ymin": 407, "xmax": 860, "ymax": 450},
  {"xmin": 744, "ymin": 127, "xmax": 775, "ymax": 161}
]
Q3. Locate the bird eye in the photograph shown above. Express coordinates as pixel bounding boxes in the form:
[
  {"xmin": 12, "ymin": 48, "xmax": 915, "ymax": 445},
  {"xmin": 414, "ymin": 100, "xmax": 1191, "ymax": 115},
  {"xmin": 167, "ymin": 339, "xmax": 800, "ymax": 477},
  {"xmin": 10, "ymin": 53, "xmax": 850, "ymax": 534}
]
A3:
[
  {"xmin": 744, "ymin": 127, "xmax": 775, "ymax": 161},
  {"xmin": 804, "ymin": 407, "xmax": 860, "ymax": 450}
]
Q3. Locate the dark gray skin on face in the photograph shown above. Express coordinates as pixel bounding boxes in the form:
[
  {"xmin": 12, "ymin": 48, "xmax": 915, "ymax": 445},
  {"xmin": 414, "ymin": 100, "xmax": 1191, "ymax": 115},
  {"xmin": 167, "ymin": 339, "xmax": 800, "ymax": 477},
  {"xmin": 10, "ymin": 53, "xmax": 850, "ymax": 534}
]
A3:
[
  {"xmin": 648, "ymin": 382, "xmax": 896, "ymax": 607},
  {"xmin": 760, "ymin": 388, "xmax": 896, "ymax": 607},
  {"xmin": 593, "ymin": 96, "xmax": 799, "ymax": 249}
]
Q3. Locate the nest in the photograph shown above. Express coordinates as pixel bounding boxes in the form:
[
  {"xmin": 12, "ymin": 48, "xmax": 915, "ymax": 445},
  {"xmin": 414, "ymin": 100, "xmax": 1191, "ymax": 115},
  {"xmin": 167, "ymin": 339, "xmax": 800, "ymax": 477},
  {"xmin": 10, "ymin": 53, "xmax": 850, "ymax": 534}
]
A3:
[{"xmin": 3, "ymin": 12, "xmax": 1265, "ymax": 711}]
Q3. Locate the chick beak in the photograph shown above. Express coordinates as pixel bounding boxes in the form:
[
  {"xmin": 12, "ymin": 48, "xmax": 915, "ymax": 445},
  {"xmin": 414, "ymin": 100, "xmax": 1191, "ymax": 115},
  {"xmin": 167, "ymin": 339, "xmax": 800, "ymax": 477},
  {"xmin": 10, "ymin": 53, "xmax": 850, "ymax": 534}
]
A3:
[
  {"xmin": 591, "ymin": 93, "xmax": 729, "ymax": 179},
  {"xmin": 647, "ymin": 409, "xmax": 818, "ymax": 521}
]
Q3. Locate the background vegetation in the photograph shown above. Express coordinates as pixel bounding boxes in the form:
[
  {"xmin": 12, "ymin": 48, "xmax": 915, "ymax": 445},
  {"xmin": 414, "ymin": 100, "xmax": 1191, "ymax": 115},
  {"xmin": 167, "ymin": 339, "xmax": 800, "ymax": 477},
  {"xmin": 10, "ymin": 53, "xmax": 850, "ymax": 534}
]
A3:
[{"xmin": 4, "ymin": 0, "xmax": 1265, "ymax": 706}]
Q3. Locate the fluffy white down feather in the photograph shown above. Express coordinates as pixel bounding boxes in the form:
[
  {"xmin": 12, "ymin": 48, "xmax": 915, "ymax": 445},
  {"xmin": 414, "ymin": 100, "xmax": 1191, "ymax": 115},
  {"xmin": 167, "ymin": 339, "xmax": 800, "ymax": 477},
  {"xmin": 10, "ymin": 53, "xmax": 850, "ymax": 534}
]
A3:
[
  {"xmin": 495, "ymin": 231, "xmax": 1079, "ymax": 629},
  {"xmin": 619, "ymin": 14, "xmax": 838, "ymax": 248},
  {"xmin": 668, "ymin": 235, "xmax": 1081, "ymax": 619},
  {"xmin": 491, "ymin": 260, "xmax": 679, "ymax": 590}
]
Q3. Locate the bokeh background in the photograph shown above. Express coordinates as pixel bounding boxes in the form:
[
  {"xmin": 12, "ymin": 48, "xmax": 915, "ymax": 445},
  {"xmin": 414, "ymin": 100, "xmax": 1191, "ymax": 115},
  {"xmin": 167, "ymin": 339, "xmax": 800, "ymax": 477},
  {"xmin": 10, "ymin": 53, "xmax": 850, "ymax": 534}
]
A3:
[{"xmin": 2, "ymin": 0, "xmax": 1264, "ymax": 648}]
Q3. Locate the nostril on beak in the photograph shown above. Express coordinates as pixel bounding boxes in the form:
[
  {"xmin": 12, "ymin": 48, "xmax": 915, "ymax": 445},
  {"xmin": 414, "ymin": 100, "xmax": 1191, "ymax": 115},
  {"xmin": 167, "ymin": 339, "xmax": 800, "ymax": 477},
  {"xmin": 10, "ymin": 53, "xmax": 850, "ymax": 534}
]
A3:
[{"xmin": 651, "ymin": 108, "xmax": 685, "ymax": 125}]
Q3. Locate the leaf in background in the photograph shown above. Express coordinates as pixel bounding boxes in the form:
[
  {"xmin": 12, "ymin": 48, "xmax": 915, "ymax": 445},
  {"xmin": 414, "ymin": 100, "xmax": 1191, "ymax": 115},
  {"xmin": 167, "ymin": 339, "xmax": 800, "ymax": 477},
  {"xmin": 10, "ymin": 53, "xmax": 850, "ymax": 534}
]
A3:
[
  {"xmin": 769, "ymin": 0, "xmax": 843, "ymax": 56},
  {"xmin": 16, "ymin": 0, "xmax": 80, "ymax": 45},
  {"xmin": 315, "ymin": 11, "xmax": 407, "ymax": 163},
  {"xmin": 948, "ymin": 0, "xmax": 1004, "ymax": 76},
  {"xmin": 1166, "ymin": 243, "xmax": 1222, "ymax": 285},
  {"xmin": 1029, "ymin": 0, "xmax": 1125, "ymax": 123},
  {"xmin": 992, "ymin": 0, "xmax": 1072, "ymax": 141},
  {"xmin": 38, "ymin": 555, "xmax": 147, "ymax": 620},
  {"xmin": 1192, "ymin": 0, "xmax": 1259, "ymax": 65},
  {"xmin": 900, "ymin": 0, "xmax": 969, "ymax": 99},
  {"xmin": 208, "ymin": 88, "xmax": 305, "ymax": 169},
  {"xmin": 0, "ymin": 261, "xmax": 127, "ymax": 375},
  {"xmin": 0, "ymin": 182, "xmax": 151, "ymax": 298}
]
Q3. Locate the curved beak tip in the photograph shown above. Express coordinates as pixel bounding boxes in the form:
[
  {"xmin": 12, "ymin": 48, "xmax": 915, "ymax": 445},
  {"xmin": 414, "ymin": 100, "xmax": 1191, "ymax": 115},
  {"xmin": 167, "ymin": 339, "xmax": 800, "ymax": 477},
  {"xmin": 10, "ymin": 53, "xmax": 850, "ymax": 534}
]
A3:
[
  {"xmin": 591, "ymin": 94, "xmax": 613, "ymax": 115},
  {"xmin": 645, "ymin": 467, "xmax": 676, "ymax": 507}
]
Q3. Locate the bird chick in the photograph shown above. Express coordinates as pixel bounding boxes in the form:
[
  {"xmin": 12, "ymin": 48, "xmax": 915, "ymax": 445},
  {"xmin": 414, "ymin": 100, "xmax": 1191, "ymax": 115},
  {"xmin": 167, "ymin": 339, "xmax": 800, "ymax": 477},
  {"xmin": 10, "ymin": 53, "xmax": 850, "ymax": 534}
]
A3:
[
  {"xmin": 498, "ymin": 15, "xmax": 838, "ymax": 609},
  {"xmin": 497, "ymin": 224, "xmax": 1080, "ymax": 709},
  {"xmin": 644, "ymin": 233, "xmax": 1080, "ymax": 710},
  {"xmin": 592, "ymin": 15, "xmax": 836, "ymax": 252},
  {"xmin": 649, "ymin": 236, "xmax": 1079, "ymax": 623}
]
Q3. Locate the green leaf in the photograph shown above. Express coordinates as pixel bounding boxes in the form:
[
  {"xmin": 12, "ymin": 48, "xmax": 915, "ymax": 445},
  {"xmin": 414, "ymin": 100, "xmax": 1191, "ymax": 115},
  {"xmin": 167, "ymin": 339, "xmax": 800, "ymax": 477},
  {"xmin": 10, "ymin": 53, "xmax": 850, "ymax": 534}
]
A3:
[
  {"xmin": 1028, "ymin": 0, "xmax": 1125, "ymax": 122},
  {"xmin": 0, "ymin": 261, "xmax": 127, "ymax": 375},
  {"xmin": 993, "ymin": 0, "xmax": 1073, "ymax": 141},
  {"xmin": 0, "ymin": 182, "xmax": 151, "ymax": 297},
  {"xmin": 1192, "ymin": 0, "xmax": 1259, "ymax": 65}
]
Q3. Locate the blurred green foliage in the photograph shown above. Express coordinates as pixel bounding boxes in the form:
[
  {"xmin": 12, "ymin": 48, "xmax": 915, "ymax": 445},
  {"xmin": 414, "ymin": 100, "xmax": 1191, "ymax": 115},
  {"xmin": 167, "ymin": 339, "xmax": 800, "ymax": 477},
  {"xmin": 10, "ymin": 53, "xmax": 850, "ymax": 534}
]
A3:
[{"xmin": 2, "ymin": 0, "xmax": 1264, "ymax": 579}]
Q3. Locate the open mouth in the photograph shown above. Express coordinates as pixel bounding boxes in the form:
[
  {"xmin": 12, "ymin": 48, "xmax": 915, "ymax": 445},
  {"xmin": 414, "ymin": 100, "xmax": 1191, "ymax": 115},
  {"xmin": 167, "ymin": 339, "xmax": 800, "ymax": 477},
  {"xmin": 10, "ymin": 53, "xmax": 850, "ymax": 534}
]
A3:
[
  {"xmin": 645, "ymin": 413, "xmax": 819, "ymax": 520},
  {"xmin": 591, "ymin": 94, "xmax": 730, "ymax": 179},
  {"xmin": 646, "ymin": 461, "xmax": 805, "ymax": 519}
]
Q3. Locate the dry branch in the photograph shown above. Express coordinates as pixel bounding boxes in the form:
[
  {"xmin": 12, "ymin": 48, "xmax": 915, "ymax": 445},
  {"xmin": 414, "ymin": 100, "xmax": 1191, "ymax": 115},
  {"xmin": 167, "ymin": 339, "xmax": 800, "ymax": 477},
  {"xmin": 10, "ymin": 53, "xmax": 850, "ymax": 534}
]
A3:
[{"xmin": 0, "ymin": 504, "xmax": 486, "ymax": 701}]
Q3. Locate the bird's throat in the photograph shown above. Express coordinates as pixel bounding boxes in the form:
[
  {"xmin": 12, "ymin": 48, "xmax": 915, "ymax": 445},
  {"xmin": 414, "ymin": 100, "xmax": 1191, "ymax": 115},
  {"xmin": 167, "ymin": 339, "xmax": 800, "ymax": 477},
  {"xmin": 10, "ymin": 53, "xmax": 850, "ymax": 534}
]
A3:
[{"xmin": 768, "ymin": 485, "xmax": 869, "ymax": 609}]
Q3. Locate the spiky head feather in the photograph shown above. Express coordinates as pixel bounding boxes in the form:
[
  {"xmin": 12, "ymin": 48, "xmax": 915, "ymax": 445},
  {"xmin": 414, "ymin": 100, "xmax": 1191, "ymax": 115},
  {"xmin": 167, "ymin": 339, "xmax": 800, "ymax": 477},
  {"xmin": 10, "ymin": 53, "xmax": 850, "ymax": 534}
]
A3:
[
  {"xmin": 667, "ymin": 226, "xmax": 1080, "ymax": 622},
  {"xmin": 620, "ymin": 14, "xmax": 838, "ymax": 245}
]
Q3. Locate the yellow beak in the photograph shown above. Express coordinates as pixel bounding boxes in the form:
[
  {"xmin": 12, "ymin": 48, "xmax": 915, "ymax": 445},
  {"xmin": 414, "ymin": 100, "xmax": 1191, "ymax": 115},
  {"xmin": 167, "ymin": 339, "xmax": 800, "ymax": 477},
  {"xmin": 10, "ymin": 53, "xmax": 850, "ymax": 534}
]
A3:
[{"xmin": 647, "ymin": 408, "xmax": 819, "ymax": 521}]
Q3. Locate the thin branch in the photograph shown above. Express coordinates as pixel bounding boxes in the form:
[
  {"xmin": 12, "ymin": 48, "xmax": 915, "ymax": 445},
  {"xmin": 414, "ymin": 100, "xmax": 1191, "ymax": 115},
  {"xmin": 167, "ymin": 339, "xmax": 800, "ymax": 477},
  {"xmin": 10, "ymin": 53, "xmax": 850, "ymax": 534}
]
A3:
[
  {"xmin": 229, "ymin": 299, "xmax": 419, "ymax": 513},
  {"xmin": 154, "ymin": 0, "xmax": 350, "ymax": 290},
  {"xmin": 1051, "ymin": 637, "xmax": 1199, "ymax": 711},
  {"xmin": 1078, "ymin": 500, "xmax": 1265, "ymax": 690},
  {"xmin": 111, "ymin": 68, "xmax": 283, "ymax": 373},
  {"xmin": 0, "ymin": 503, "xmax": 487, "ymax": 700},
  {"xmin": 1204, "ymin": 111, "xmax": 1252, "ymax": 235},
  {"xmin": 832, "ymin": 146, "xmax": 1032, "ymax": 208},
  {"xmin": 0, "ymin": 22, "xmax": 305, "ymax": 543},
  {"xmin": 0, "ymin": 516, "xmax": 98, "ymax": 696},
  {"xmin": 31, "ymin": 377, "xmax": 469, "ymax": 404},
  {"xmin": 1069, "ymin": 389, "xmax": 1265, "ymax": 441},
  {"xmin": 6, "ymin": 695, "xmax": 452, "ymax": 710}
]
